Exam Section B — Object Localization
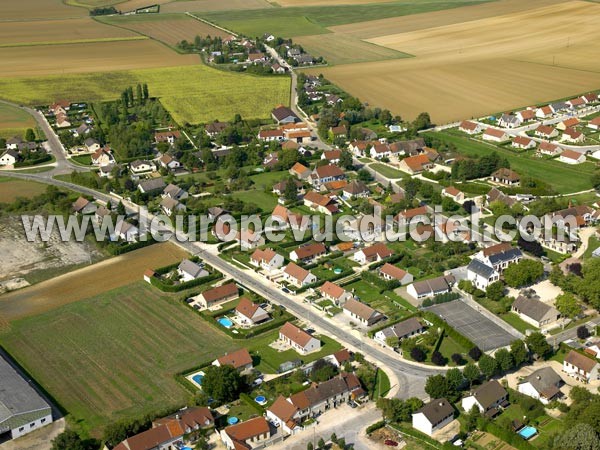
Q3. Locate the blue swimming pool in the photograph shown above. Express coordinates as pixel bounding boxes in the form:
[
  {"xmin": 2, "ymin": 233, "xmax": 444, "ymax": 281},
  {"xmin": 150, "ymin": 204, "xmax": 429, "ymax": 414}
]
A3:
[
  {"xmin": 228, "ymin": 416, "xmax": 239, "ymax": 425},
  {"xmin": 218, "ymin": 317, "xmax": 234, "ymax": 328},
  {"xmin": 518, "ymin": 426, "xmax": 537, "ymax": 440},
  {"xmin": 255, "ymin": 395, "xmax": 267, "ymax": 405},
  {"xmin": 192, "ymin": 373, "xmax": 204, "ymax": 385}
]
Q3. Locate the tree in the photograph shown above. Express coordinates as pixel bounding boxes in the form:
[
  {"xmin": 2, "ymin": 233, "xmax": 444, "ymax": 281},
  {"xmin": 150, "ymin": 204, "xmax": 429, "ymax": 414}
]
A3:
[
  {"xmin": 469, "ymin": 346, "xmax": 482, "ymax": 361},
  {"xmin": 525, "ymin": 331, "xmax": 552, "ymax": 360},
  {"xmin": 510, "ymin": 340, "xmax": 529, "ymax": 367},
  {"xmin": 307, "ymin": 443, "xmax": 314, "ymax": 450},
  {"xmin": 556, "ymin": 293, "xmax": 581, "ymax": 319},
  {"xmin": 51, "ymin": 430, "xmax": 87, "ymax": 450},
  {"xmin": 464, "ymin": 405, "xmax": 481, "ymax": 432},
  {"xmin": 201, "ymin": 365, "xmax": 245, "ymax": 403},
  {"xmin": 143, "ymin": 83, "xmax": 149, "ymax": 100},
  {"xmin": 446, "ymin": 367, "xmax": 465, "ymax": 392},
  {"xmin": 425, "ymin": 374, "xmax": 450, "ymax": 399},
  {"xmin": 503, "ymin": 259, "xmax": 544, "ymax": 288},
  {"xmin": 478, "ymin": 354, "xmax": 498, "ymax": 379},
  {"xmin": 310, "ymin": 359, "xmax": 338, "ymax": 382},
  {"xmin": 411, "ymin": 346, "xmax": 426, "ymax": 362},
  {"xmin": 486, "ymin": 281, "xmax": 505, "ymax": 301},
  {"xmin": 25, "ymin": 128, "xmax": 36, "ymax": 141},
  {"xmin": 283, "ymin": 178, "xmax": 298, "ymax": 203},
  {"xmin": 451, "ymin": 353, "xmax": 465, "ymax": 365},
  {"xmin": 339, "ymin": 150, "xmax": 353, "ymax": 170},
  {"xmin": 117, "ymin": 200, "xmax": 126, "ymax": 215},
  {"xmin": 136, "ymin": 84, "xmax": 143, "ymax": 104},
  {"xmin": 195, "ymin": 437, "xmax": 209, "ymax": 450},
  {"xmin": 431, "ymin": 351, "xmax": 447, "ymax": 366},
  {"xmin": 357, "ymin": 168, "xmax": 373, "ymax": 182},
  {"xmin": 579, "ymin": 259, "xmax": 600, "ymax": 309},
  {"xmin": 317, "ymin": 437, "xmax": 325, "ymax": 449},
  {"xmin": 494, "ymin": 348, "xmax": 514, "ymax": 372},
  {"xmin": 552, "ymin": 423, "xmax": 600, "ymax": 450},
  {"xmin": 578, "ymin": 326, "xmax": 591, "ymax": 340},
  {"xmin": 463, "ymin": 363, "xmax": 481, "ymax": 387}
]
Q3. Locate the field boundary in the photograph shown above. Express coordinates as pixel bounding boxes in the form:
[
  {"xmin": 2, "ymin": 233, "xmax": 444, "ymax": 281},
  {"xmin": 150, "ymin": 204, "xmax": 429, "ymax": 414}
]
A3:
[{"xmin": 0, "ymin": 36, "xmax": 148, "ymax": 49}]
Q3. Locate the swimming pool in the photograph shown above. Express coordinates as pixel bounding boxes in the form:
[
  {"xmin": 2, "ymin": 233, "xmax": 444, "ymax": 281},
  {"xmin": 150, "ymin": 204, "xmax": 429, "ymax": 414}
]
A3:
[
  {"xmin": 192, "ymin": 373, "xmax": 204, "ymax": 385},
  {"xmin": 218, "ymin": 317, "xmax": 234, "ymax": 328},
  {"xmin": 227, "ymin": 416, "xmax": 239, "ymax": 425},
  {"xmin": 255, "ymin": 395, "xmax": 267, "ymax": 405},
  {"xmin": 518, "ymin": 426, "xmax": 537, "ymax": 440}
]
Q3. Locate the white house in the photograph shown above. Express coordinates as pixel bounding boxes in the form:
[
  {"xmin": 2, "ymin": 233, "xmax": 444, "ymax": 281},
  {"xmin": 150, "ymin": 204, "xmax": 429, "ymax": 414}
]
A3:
[
  {"xmin": 130, "ymin": 159, "xmax": 155, "ymax": 174},
  {"xmin": 561, "ymin": 128, "xmax": 585, "ymax": 144},
  {"xmin": 517, "ymin": 367, "xmax": 563, "ymax": 404},
  {"xmin": 266, "ymin": 396, "xmax": 302, "ymax": 435},
  {"xmin": 459, "ymin": 121, "xmax": 481, "ymax": 135},
  {"xmin": 319, "ymin": 281, "xmax": 353, "ymax": 306},
  {"xmin": 482, "ymin": 128, "xmax": 509, "ymax": 143},
  {"xmin": 84, "ymin": 138, "xmax": 101, "ymax": 153},
  {"xmin": 441, "ymin": 186, "xmax": 465, "ymax": 204},
  {"xmin": 461, "ymin": 380, "xmax": 508, "ymax": 415},
  {"xmin": 279, "ymin": 322, "xmax": 321, "ymax": 354},
  {"xmin": 498, "ymin": 114, "xmax": 522, "ymax": 129},
  {"xmin": 466, "ymin": 259, "xmax": 499, "ymax": 290},
  {"xmin": 249, "ymin": 248, "xmax": 284, "ymax": 272},
  {"xmin": 407, "ymin": 275, "xmax": 455, "ymax": 300},
  {"xmin": 213, "ymin": 348, "xmax": 253, "ymax": 372},
  {"xmin": 563, "ymin": 350, "xmax": 600, "ymax": 383},
  {"xmin": 220, "ymin": 417, "xmax": 271, "ymax": 450},
  {"xmin": 374, "ymin": 317, "xmax": 425, "ymax": 344},
  {"xmin": 114, "ymin": 220, "xmax": 139, "ymax": 242},
  {"xmin": 160, "ymin": 197, "xmax": 186, "ymax": 216},
  {"xmin": 511, "ymin": 295, "xmax": 560, "ymax": 328},
  {"xmin": 412, "ymin": 399, "xmax": 454, "ymax": 436},
  {"xmin": 158, "ymin": 154, "xmax": 181, "ymax": 170},
  {"xmin": 559, "ymin": 149, "xmax": 586, "ymax": 165},
  {"xmin": 343, "ymin": 298, "xmax": 384, "ymax": 327},
  {"xmin": 235, "ymin": 297, "xmax": 270, "ymax": 326},
  {"xmin": 353, "ymin": 243, "xmax": 393, "ymax": 265},
  {"xmin": 282, "ymin": 262, "xmax": 317, "ymax": 287},
  {"xmin": 177, "ymin": 259, "xmax": 208, "ymax": 282},
  {"xmin": 511, "ymin": 136, "xmax": 536, "ymax": 150},
  {"xmin": 0, "ymin": 149, "xmax": 19, "ymax": 166},
  {"xmin": 236, "ymin": 229, "xmax": 265, "ymax": 250},
  {"xmin": 379, "ymin": 263, "xmax": 413, "ymax": 285}
]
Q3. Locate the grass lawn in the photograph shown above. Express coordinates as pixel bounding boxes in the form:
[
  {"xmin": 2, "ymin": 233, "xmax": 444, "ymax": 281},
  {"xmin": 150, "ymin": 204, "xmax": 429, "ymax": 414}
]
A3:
[
  {"xmin": 0, "ymin": 101, "xmax": 36, "ymax": 139},
  {"xmin": 373, "ymin": 368, "xmax": 391, "ymax": 400},
  {"xmin": 584, "ymin": 236, "xmax": 600, "ymax": 259},
  {"xmin": 0, "ymin": 65, "xmax": 291, "ymax": 125},
  {"xmin": 438, "ymin": 334, "xmax": 470, "ymax": 366},
  {"xmin": 0, "ymin": 178, "xmax": 48, "ymax": 203},
  {"xmin": 370, "ymin": 162, "xmax": 405, "ymax": 179},
  {"xmin": 501, "ymin": 312, "xmax": 537, "ymax": 335},
  {"xmin": 70, "ymin": 154, "xmax": 92, "ymax": 165},
  {"xmin": 0, "ymin": 282, "xmax": 237, "ymax": 436},
  {"xmin": 250, "ymin": 169, "xmax": 289, "ymax": 190},
  {"xmin": 231, "ymin": 189, "xmax": 278, "ymax": 212},
  {"xmin": 429, "ymin": 131, "xmax": 596, "ymax": 194}
]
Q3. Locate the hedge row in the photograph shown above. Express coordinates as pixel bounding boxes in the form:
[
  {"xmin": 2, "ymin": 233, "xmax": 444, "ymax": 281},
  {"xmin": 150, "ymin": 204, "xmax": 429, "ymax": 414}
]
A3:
[
  {"xmin": 365, "ymin": 421, "xmax": 386, "ymax": 435},
  {"xmin": 480, "ymin": 421, "xmax": 537, "ymax": 450},
  {"xmin": 421, "ymin": 311, "xmax": 476, "ymax": 351},
  {"xmin": 105, "ymin": 238, "xmax": 157, "ymax": 256},
  {"xmin": 150, "ymin": 272, "xmax": 222, "ymax": 293},
  {"xmin": 14, "ymin": 154, "xmax": 52, "ymax": 168},
  {"xmin": 390, "ymin": 423, "xmax": 453, "ymax": 449},
  {"xmin": 361, "ymin": 270, "xmax": 401, "ymax": 292},
  {"xmin": 295, "ymin": 269, "xmax": 353, "ymax": 294}
]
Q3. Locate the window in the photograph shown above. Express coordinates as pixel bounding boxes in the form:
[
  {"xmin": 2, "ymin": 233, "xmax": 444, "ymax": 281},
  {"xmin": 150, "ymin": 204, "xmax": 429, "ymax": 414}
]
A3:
[
  {"xmin": 41, "ymin": 418, "xmax": 46, "ymax": 423},
  {"xmin": 19, "ymin": 427, "xmax": 24, "ymax": 432}
]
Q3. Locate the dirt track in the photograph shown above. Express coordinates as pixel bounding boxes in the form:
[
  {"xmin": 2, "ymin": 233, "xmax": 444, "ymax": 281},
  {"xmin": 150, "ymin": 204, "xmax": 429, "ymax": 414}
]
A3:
[{"xmin": 0, "ymin": 242, "xmax": 188, "ymax": 322}]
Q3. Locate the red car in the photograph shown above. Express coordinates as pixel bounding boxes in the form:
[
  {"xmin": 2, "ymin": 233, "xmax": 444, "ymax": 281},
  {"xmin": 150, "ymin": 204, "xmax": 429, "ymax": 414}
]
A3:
[{"xmin": 384, "ymin": 440, "xmax": 398, "ymax": 447}]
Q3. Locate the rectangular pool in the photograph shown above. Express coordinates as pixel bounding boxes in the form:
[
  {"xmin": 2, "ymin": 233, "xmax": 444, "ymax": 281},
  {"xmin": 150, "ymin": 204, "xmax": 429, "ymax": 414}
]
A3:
[{"xmin": 518, "ymin": 426, "xmax": 537, "ymax": 440}]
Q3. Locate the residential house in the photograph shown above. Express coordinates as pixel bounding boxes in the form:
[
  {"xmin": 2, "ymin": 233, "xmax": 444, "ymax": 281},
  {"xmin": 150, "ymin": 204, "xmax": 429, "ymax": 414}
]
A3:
[
  {"xmin": 490, "ymin": 168, "xmax": 520, "ymax": 186},
  {"xmin": 588, "ymin": 117, "xmax": 600, "ymax": 131},
  {"xmin": 353, "ymin": 243, "xmax": 393, "ymax": 265},
  {"xmin": 271, "ymin": 63, "xmax": 286, "ymax": 74},
  {"xmin": 72, "ymin": 196, "xmax": 97, "ymax": 215},
  {"xmin": 160, "ymin": 197, "xmax": 186, "ymax": 216},
  {"xmin": 545, "ymin": 204, "xmax": 599, "ymax": 229},
  {"xmin": 310, "ymin": 164, "xmax": 345, "ymax": 188},
  {"xmin": 266, "ymin": 396, "xmax": 302, "ymax": 435},
  {"xmin": 272, "ymin": 179, "xmax": 304, "ymax": 196},
  {"xmin": 379, "ymin": 263, "xmax": 413, "ymax": 285},
  {"xmin": 250, "ymin": 248, "xmax": 284, "ymax": 272},
  {"xmin": 517, "ymin": 367, "xmax": 563, "ymax": 404},
  {"xmin": 512, "ymin": 136, "xmax": 536, "ymax": 150},
  {"xmin": 95, "ymin": 205, "xmax": 111, "ymax": 224},
  {"xmin": 138, "ymin": 178, "xmax": 166, "ymax": 194},
  {"xmin": 321, "ymin": 150, "xmax": 342, "ymax": 164},
  {"xmin": 114, "ymin": 220, "xmax": 139, "ymax": 242},
  {"xmin": 498, "ymin": 114, "xmax": 522, "ymax": 129},
  {"xmin": 235, "ymin": 229, "xmax": 265, "ymax": 250},
  {"xmin": 374, "ymin": 317, "xmax": 425, "ymax": 343},
  {"xmin": 395, "ymin": 206, "xmax": 429, "ymax": 226},
  {"xmin": 282, "ymin": 262, "xmax": 317, "ymax": 287},
  {"xmin": 559, "ymin": 149, "xmax": 586, "ymax": 164},
  {"xmin": 329, "ymin": 125, "xmax": 347, "ymax": 140},
  {"xmin": 343, "ymin": 180, "xmax": 370, "ymax": 199},
  {"xmin": 557, "ymin": 117, "xmax": 580, "ymax": 131},
  {"xmin": 369, "ymin": 143, "xmax": 393, "ymax": 159},
  {"xmin": 84, "ymin": 138, "xmax": 101, "ymax": 153},
  {"xmin": 0, "ymin": 149, "xmax": 19, "ymax": 166},
  {"xmin": 331, "ymin": 349, "xmax": 352, "ymax": 368},
  {"xmin": 442, "ymin": 186, "xmax": 465, "ymax": 204},
  {"xmin": 114, "ymin": 421, "xmax": 184, "ymax": 450},
  {"xmin": 412, "ymin": 399, "xmax": 454, "ymax": 436},
  {"xmin": 213, "ymin": 348, "xmax": 253, "ymax": 372},
  {"xmin": 247, "ymin": 52, "xmax": 266, "ymax": 63},
  {"xmin": 582, "ymin": 93, "xmax": 598, "ymax": 103},
  {"xmin": 516, "ymin": 109, "xmax": 536, "ymax": 122},
  {"xmin": 303, "ymin": 191, "xmax": 339, "ymax": 215},
  {"xmin": 163, "ymin": 183, "xmax": 188, "ymax": 201},
  {"xmin": 130, "ymin": 159, "xmax": 155, "ymax": 174},
  {"xmin": 272, "ymin": 106, "xmax": 300, "ymax": 124},
  {"xmin": 270, "ymin": 205, "xmax": 311, "ymax": 231},
  {"xmin": 561, "ymin": 128, "xmax": 585, "ymax": 144},
  {"xmin": 289, "ymin": 162, "xmax": 312, "ymax": 180},
  {"xmin": 466, "ymin": 259, "xmax": 500, "ymax": 290},
  {"xmin": 220, "ymin": 417, "xmax": 272, "ymax": 450},
  {"xmin": 538, "ymin": 141, "xmax": 562, "ymax": 156},
  {"xmin": 535, "ymin": 125, "xmax": 559, "ymax": 139},
  {"xmin": 550, "ymin": 102, "xmax": 569, "ymax": 114},
  {"xmin": 205, "ymin": 121, "xmax": 229, "ymax": 138},
  {"xmin": 235, "ymin": 297, "xmax": 270, "ymax": 326},
  {"xmin": 567, "ymin": 98, "xmax": 586, "ymax": 109},
  {"xmin": 536, "ymin": 106, "xmax": 553, "ymax": 119},
  {"xmin": 55, "ymin": 113, "xmax": 71, "ymax": 128},
  {"xmin": 319, "ymin": 281, "xmax": 353, "ymax": 306},
  {"xmin": 486, "ymin": 187, "xmax": 517, "ymax": 208},
  {"xmin": 482, "ymin": 128, "xmax": 509, "ymax": 143},
  {"xmin": 153, "ymin": 407, "xmax": 214, "ymax": 433},
  {"xmin": 290, "ymin": 242, "xmax": 327, "ymax": 263},
  {"xmin": 476, "ymin": 242, "xmax": 523, "ymax": 273},
  {"xmin": 285, "ymin": 129, "xmax": 312, "ymax": 144},
  {"xmin": 461, "ymin": 380, "xmax": 508, "ymax": 417},
  {"xmin": 407, "ymin": 275, "xmax": 455, "ymax": 301},
  {"xmin": 177, "ymin": 259, "xmax": 208, "ymax": 282},
  {"xmin": 563, "ymin": 350, "xmax": 600, "ymax": 383},
  {"xmin": 158, "ymin": 154, "xmax": 181, "ymax": 170},
  {"xmin": 154, "ymin": 130, "xmax": 181, "ymax": 145},
  {"xmin": 258, "ymin": 129, "xmax": 285, "ymax": 142},
  {"xmin": 511, "ymin": 295, "xmax": 560, "ymax": 328},
  {"xmin": 279, "ymin": 322, "xmax": 321, "ymax": 354},
  {"xmin": 459, "ymin": 121, "xmax": 481, "ymax": 135},
  {"xmin": 399, "ymin": 154, "xmax": 433, "ymax": 174},
  {"xmin": 343, "ymin": 298, "xmax": 384, "ymax": 327},
  {"xmin": 207, "ymin": 207, "xmax": 228, "ymax": 221},
  {"xmin": 197, "ymin": 283, "xmax": 239, "ymax": 309},
  {"xmin": 5, "ymin": 136, "xmax": 22, "ymax": 150}
]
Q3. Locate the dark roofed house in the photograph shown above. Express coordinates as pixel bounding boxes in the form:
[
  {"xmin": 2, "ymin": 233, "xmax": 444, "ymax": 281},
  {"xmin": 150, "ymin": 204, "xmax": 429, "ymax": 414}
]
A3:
[
  {"xmin": 0, "ymin": 354, "xmax": 53, "ymax": 441},
  {"xmin": 374, "ymin": 317, "xmax": 425, "ymax": 343},
  {"xmin": 461, "ymin": 380, "xmax": 508, "ymax": 416},
  {"xmin": 511, "ymin": 296, "xmax": 560, "ymax": 328},
  {"xmin": 138, "ymin": 178, "xmax": 166, "ymax": 194},
  {"xmin": 466, "ymin": 259, "xmax": 499, "ymax": 290},
  {"xmin": 290, "ymin": 242, "xmax": 327, "ymax": 263},
  {"xmin": 205, "ymin": 121, "xmax": 229, "ymax": 137},
  {"xmin": 343, "ymin": 298, "xmax": 384, "ymax": 327},
  {"xmin": 272, "ymin": 106, "xmax": 300, "ymax": 124},
  {"xmin": 343, "ymin": 180, "xmax": 369, "ymax": 199},
  {"xmin": 563, "ymin": 350, "xmax": 599, "ymax": 382},
  {"xmin": 517, "ymin": 367, "xmax": 563, "ymax": 404},
  {"xmin": 412, "ymin": 398, "xmax": 454, "ymax": 436},
  {"xmin": 407, "ymin": 275, "xmax": 455, "ymax": 300},
  {"xmin": 491, "ymin": 168, "xmax": 520, "ymax": 186},
  {"xmin": 196, "ymin": 282, "xmax": 239, "ymax": 309},
  {"xmin": 177, "ymin": 259, "xmax": 208, "ymax": 282}
]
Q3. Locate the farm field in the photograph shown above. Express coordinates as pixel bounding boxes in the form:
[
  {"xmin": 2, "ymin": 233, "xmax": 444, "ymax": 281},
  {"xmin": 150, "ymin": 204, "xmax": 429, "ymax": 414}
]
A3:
[
  {"xmin": 2, "ymin": 0, "xmax": 86, "ymax": 20},
  {"xmin": 0, "ymin": 282, "xmax": 237, "ymax": 435},
  {"xmin": 0, "ymin": 242, "xmax": 188, "ymax": 322},
  {"xmin": 99, "ymin": 13, "xmax": 229, "ymax": 47},
  {"xmin": 309, "ymin": 1, "xmax": 600, "ymax": 123},
  {"xmin": 0, "ymin": 18, "xmax": 139, "ymax": 47},
  {"xmin": 162, "ymin": 0, "xmax": 273, "ymax": 12},
  {"xmin": 198, "ymin": 0, "xmax": 488, "ymax": 37},
  {"xmin": 295, "ymin": 33, "xmax": 412, "ymax": 65},
  {"xmin": 0, "ymin": 65, "xmax": 290, "ymax": 124},
  {"xmin": 428, "ymin": 131, "xmax": 596, "ymax": 194},
  {"xmin": 113, "ymin": 0, "xmax": 175, "ymax": 12},
  {"xmin": 0, "ymin": 102, "xmax": 37, "ymax": 139},
  {"xmin": 0, "ymin": 178, "xmax": 47, "ymax": 203},
  {"xmin": 0, "ymin": 40, "xmax": 199, "ymax": 78}
]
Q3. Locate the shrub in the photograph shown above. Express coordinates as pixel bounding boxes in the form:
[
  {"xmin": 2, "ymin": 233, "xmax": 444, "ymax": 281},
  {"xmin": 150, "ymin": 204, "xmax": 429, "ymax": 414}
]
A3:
[
  {"xmin": 452, "ymin": 353, "xmax": 465, "ymax": 365},
  {"xmin": 577, "ymin": 326, "xmax": 590, "ymax": 340},
  {"xmin": 469, "ymin": 346, "xmax": 482, "ymax": 361},
  {"xmin": 431, "ymin": 351, "xmax": 447, "ymax": 366},
  {"xmin": 411, "ymin": 347, "xmax": 426, "ymax": 362}
]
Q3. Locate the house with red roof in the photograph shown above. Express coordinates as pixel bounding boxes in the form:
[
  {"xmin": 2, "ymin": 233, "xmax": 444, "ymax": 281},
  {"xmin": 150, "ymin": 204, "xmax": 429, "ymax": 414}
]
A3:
[
  {"xmin": 220, "ymin": 416, "xmax": 272, "ymax": 450},
  {"xmin": 279, "ymin": 322, "xmax": 321, "ymax": 354},
  {"xmin": 319, "ymin": 281, "xmax": 353, "ymax": 305},
  {"xmin": 378, "ymin": 263, "xmax": 413, "ymax": 285},
  {"xmin": 250, "ymin": 248, "xmax": 284, "ymax": 272},
  {"xmin": 459, "ymin": 120, "xmax": 481, "ymax": 135},
  {"xmin": 441, "ymin": 186, "xmax": 465, "ymax": 203},
  {"xmin": 482, "ymin": 128, "xmax": 509, "ymax": 143},
  {"xmin": 559, "ymin": 149, "xmax": 586, "ymax": 165},
  {"xmin": 398, "ymin": 154, "xmax": 432, "ymax": 174},
  {"xmin": 353, "ymin": 242, "xmax": 393, "ymax": 265},
  {"xmin": 511, "ymin": 136, "xmax": 536, "ymax": 150},
  {"xmin": 235, "ymin": 297, "xmax": 270, "ymax": 326},
  {"xmin": 213, "ymin": 348, "xmax": 253, "ymax": 372}
]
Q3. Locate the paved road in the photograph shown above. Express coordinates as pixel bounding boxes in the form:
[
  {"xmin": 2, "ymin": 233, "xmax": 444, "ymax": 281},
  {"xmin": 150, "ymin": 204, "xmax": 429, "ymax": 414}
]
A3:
[{"xmin": 547, "ymin": 317, "xmax": 600, "ymax": 345}]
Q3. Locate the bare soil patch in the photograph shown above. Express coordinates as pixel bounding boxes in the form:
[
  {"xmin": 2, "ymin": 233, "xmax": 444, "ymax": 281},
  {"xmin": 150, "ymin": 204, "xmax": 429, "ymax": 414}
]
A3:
[
  {"xmin": 1, "ymin": 0, "xmax": 86, "ymax": 21},
  {"xmin": 161, "ymin": 0, "xmax": 273, "ymax": 12}
]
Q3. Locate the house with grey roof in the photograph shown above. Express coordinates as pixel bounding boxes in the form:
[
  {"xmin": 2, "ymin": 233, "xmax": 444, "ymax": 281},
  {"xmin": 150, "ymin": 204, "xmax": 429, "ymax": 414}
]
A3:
[
  {"xmin": 407, "ymin": 275, "xmax": 455, "ymax": 301},
  {"xmin": 517, "ymin": 367, "xmax": 563, "ymax": 404},
  {"xmin": 461, "ymin": 380, "xmax": 508, "ymax": 417},
  {"xmin": 498, "ymin": 114, "xmax": 522, "ymax": 129},
  {"xmin": 466, "ymin": 259, "xmax": 500, "ymax": 290},
  {"xmin": 0, "ymin": 354, "xmax": 53, "ymax": 441},
  {"xmin": 342, "ymin": 298, "xmax": 384, "ymax": 327},
  {"xmin": 178, "ymin": 259, "xmax": 208, "ymax": 282},
  {"xmin": 412, "ymin": 398, "xmax": 454, "ymax": 436},
  {"xmin": 374, "ymin": 317, "xmax": 425, "ymax": 344},
  {"xmin": 138, "ymin": 178, "xmax": 166, "ymax": 194},
  {"xmin": 511, "ymin": 296, "xmax": 560, "ymax": 328}
]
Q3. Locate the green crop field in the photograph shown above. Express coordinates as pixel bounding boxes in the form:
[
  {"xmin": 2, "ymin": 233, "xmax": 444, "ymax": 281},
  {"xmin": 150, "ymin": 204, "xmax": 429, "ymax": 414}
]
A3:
[
  {"xmin": 0, "ymin": 282, "xmax": 237, "ymax": 435},
  {"xmin": 0, "ymin": 65, "xmax": 290, "ymax": 124},
  {"xmin": 199, "ymin": 0, "xmax": 489, "ymax": 37},
  {"xmin": 0, "ymin": 102, "xmax": 36, "ymax": 139},
  {"xmin": 429, "ymin": 131, "xmax": 596, "ymax": 194},
  {"xmin": 370, "ymin": 162, "xmax": 406, "ymax": 179}
]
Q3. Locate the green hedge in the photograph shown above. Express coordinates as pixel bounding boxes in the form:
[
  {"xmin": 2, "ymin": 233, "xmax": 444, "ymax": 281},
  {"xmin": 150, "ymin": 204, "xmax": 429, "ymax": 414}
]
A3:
[
  {"xmin": 150, "ymin": 272, "xmax": 222, "ymax": 293},
  {"xmin": 240, "ymin": 393, "xmax": 265, "ymax": 414},
  {"xmin": 421, "ymin": 311, "xmax": 475, "ymax": 351},
  {"xmin": 14, "ymin": 154, "xmax": 52, "ymax": 168},
  {"xmin": 361, "ymin": 270, "xmax": 401, "ymax": 292},
  {"xmin": 366, "ymin": 421, "xmax": 386, "ymax": 434},
  {"xmin": 105, "ymin": 238, "xmax": 156, "ymax": 256},
  {"xmin": 480, "ymin": 421, "xmax": 537, "ymax": 450}
]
